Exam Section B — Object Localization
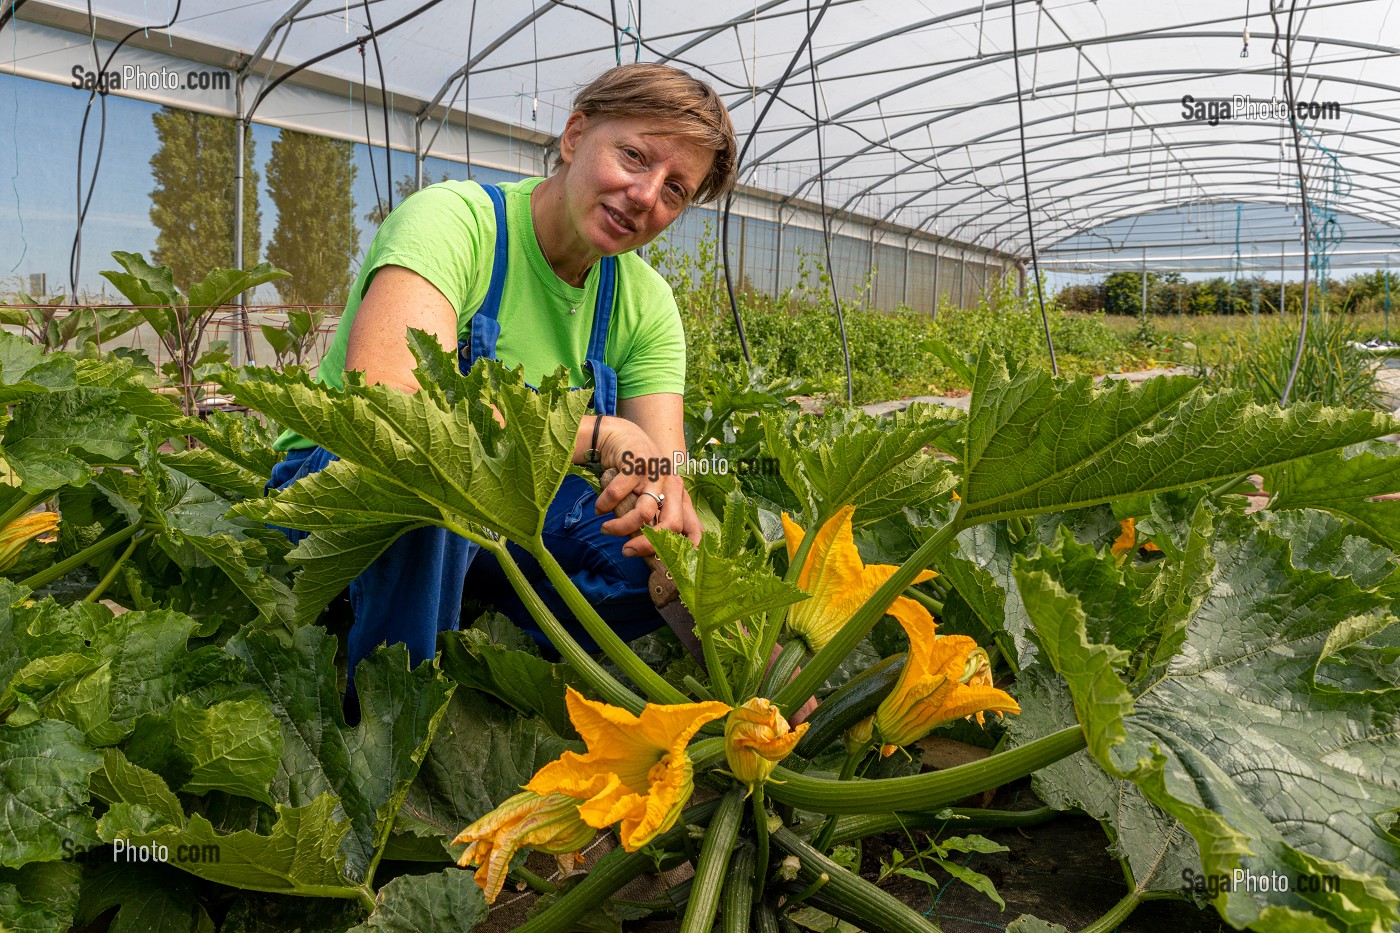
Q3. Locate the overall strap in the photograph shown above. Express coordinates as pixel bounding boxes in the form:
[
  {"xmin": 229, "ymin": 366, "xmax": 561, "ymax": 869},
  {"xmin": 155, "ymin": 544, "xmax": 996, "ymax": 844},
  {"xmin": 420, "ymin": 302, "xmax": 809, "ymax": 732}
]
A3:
[
  {"xmin": 461, "ymin": 183, "xmax": 510, "ymax": 372},
  {"xmin": 583, "ymin": 256, "xmax": 619, "ymax": 416}
]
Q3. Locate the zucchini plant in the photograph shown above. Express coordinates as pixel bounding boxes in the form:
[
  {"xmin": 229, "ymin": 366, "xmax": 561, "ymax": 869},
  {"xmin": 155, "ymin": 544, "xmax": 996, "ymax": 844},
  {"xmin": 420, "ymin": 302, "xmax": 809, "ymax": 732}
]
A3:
[{"xmin": 0, "ymin": 325, "xmax": 1395, "ymax": 932}]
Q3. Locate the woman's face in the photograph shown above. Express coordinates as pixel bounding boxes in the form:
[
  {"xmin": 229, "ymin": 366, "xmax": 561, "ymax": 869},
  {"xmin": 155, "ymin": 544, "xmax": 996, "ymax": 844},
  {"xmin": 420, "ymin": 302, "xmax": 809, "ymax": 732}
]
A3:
[{"xmin": 557, "ymin": 113, "xmax": 715, "ymax": 257}]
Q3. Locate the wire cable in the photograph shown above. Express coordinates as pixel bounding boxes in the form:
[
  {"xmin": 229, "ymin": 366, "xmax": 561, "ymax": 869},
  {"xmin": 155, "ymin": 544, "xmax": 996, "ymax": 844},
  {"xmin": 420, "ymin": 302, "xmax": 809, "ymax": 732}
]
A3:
[
  {"xmin": 246, "ymin": 0, "xmax": 449, "ymax": 122},
  {"xmin": 805, "ymin": 0, "xmax": 852, "ymax": 405},
  {"xmin": 720, "ymin": 0, "xmax": 834, "ymax": 365},
  {"xmin": 1271, "ymin": 0, "xmax": 1311, "ymax": 406},
  {"xmin": 1009, "ymin": 0, "xmax": 1058, "ymax": 376},
  {"xmin": 69, "ymin": 0, "xmax": 183, "ymax": 300},
  {"xmin": 361, "ymin": 0, "xmax": 393, "ymax": 211},
  {"xmin": 0, "ymin": 0, "xmax": 27, "ymax": 34},
  {"xmin": 358, "ymin": 41, "xmax": 385, "ymax": 219}
]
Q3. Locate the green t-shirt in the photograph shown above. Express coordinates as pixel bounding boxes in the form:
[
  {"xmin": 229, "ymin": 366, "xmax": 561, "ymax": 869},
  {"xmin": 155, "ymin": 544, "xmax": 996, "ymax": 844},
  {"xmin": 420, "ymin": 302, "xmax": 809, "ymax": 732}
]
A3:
[{"xmin": 274, "ymin": 177, "xmax": 685, "ymax": 451}]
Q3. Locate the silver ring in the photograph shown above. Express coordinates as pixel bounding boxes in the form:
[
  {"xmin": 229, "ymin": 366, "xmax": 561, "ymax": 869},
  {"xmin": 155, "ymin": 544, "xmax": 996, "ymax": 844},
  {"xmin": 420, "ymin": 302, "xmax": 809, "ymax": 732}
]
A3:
[{"xmin": 639, "ymin": 490, "xmax": 665, "ymax": 510}]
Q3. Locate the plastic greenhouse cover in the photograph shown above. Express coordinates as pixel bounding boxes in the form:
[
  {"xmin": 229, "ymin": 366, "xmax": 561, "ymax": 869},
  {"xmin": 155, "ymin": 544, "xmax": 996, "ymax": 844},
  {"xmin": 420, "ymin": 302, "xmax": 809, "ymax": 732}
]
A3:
[{"xmin": 5, "ymin": 0, "xmax": 1399, "ymax": 255}]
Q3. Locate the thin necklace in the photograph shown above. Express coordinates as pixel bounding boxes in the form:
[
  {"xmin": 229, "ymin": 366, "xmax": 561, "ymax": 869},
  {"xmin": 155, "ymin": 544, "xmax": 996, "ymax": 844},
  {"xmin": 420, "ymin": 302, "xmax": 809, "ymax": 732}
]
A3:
[{"xmin": 530, "ymin": 187, "xmax": 584, "ymax": 313}]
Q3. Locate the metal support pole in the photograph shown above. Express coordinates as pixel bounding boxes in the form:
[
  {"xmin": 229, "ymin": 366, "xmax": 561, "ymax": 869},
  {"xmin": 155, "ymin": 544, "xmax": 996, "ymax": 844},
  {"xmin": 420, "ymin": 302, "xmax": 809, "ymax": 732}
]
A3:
[
  {"xmin": 1279, "ymin": 241, "xmax": 1286, "ymax": 315},
  {"xmin": 233, "ymin": 76, "xmax": 252, "ymax": 366},
  {"xmin": 931, "ymin": 246, "xmax": 940, "ymax": 319},
  {"xmin": 958, "ymin": 248, "xmax": 966, "ymax": 310},
  {"xmin": 414, "ymin": 117, "xmax": 424, "ymax": 191},
  {"xmin": 1140, "ymin": 247, "xmax": 1148, "ymax": 319},
  {"xmin": 901, "ymin": 233, "xmax": 911, "ymax": 308},
  {"xmin": 773, "ymin": 207, "xmax": 783, "ymax": 297}
]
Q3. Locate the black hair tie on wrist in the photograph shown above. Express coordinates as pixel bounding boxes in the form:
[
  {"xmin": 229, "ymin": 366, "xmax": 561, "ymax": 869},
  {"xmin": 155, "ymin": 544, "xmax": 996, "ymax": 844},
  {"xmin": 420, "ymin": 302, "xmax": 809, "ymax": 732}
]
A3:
[{"xmin": 585, "ymin": 415, "xmax": 604, "ymax": 474}]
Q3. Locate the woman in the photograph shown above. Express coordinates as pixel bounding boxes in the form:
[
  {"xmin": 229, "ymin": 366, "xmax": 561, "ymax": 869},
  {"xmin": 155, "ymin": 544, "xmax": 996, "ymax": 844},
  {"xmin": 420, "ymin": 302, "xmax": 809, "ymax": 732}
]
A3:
[{"xmin": 268, "ymin": 63, "xmax": 737, "ymax": 701}]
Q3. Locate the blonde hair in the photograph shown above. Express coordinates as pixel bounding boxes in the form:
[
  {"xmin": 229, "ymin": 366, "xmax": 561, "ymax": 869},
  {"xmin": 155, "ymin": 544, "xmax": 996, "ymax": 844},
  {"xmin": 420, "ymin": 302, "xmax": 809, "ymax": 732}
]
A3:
[{"xmin": 557, "ymin": 63, "xmax": 738, "ymax": 203}]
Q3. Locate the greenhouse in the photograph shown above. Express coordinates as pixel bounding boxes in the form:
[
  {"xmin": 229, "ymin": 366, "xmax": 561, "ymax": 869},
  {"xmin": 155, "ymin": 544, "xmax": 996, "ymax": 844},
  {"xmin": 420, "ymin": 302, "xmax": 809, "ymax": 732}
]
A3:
[{"xmin": 0, "ymin": 1, "xmax": 1398, "ymax": 931}]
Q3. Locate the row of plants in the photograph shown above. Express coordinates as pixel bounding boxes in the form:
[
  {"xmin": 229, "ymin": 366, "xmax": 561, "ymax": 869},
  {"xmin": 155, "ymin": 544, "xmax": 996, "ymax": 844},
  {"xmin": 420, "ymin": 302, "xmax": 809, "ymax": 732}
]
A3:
[
  {"xmin": 1059, "ymin": 269, "xmax": 1399, "ymax": 318},
  {"xmin": 0, "ymin": 250, "xmax": 1397, "ymax": 931},
  {"xmin": 646, "ymin": 233, "xmax": 1144, "ymax": 405}
]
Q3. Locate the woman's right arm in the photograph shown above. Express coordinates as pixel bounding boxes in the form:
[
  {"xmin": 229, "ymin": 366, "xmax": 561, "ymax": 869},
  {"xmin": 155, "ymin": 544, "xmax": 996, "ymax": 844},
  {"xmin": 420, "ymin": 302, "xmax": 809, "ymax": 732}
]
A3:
[
  {"xmin": 343, "ymin": 265, "xmax": 669, "ymax": 528},
  {"xmin": 343, "ymin": 264, "xmax": 459, "ymax": 393}
]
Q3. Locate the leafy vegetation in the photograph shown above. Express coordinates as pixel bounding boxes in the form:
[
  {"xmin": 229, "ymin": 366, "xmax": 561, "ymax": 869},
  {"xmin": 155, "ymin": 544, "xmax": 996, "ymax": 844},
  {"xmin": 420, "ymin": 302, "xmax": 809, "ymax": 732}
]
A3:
[{"xmin": 0, "ymin": 289, "xmax": 1395, "ymax": 932}]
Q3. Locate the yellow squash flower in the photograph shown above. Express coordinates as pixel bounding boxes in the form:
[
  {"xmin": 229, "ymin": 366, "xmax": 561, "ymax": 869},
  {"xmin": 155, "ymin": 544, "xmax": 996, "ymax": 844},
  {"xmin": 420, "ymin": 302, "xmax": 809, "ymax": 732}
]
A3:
[
  {"xmin": 1111, "ymin": 518, "xmax": 1137, "ymax": 557},
  {"xmin": 0, "ymin": 511, "xmax": 59, "ymax": 572},
  {"xmin": 873, "ymin": 613, "xmax": 1019, "ymax": 755},
  {"xmin": 526, "ymin": 687, "xmax": 730, "ymax": 852},
  {"xmin": 782, "ymin": 505, "xmax": 936, "ymax": 652},
  {"xmin": 725, "ymin": 697, "xmax": 808, "ymax": 786},
  {"xmin": 452, "ymin": 791, "xmax": 596, "ymax": 904}
]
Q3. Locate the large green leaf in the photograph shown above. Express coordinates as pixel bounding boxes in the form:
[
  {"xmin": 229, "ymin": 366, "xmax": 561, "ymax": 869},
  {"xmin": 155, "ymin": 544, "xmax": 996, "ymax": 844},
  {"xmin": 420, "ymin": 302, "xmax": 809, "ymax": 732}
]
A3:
[
  {"xmin": 1, "ymin": 386, "xmax": 135, "ymax": 492},
  {"xmin": 1009, "ymin": 665, "xmax": 1202, "ymax": 897},
  {"xmin": 1265, "ymin": 441, "xmax": 1400, "ymax": 553},
  {"xmin": 0, "ymin": 861, "xmax": 82, "ymax": 933},
  {"xmin": 0, "ymin": 332, "xmax": 77, "ymax": 405},
  {"xmin": 98, "ymin": 794, "xmax": 359, "ymax": 897},
  {"xmin": 760, "ymin": 404, "xmax": 961, "ymax": 522},
  {"xmin": 1017, "ymin": 507, "xmax": 1400, "ymax": 931},
  {"xmin": 0, "ymin": 719, "xmax": 102, "ymax": 868},
  {"xmin": 958, "ymin": 349, "xmax": 1396, "ymax": 526},
  {"xmin": 402, "ymin": 688, "xmax": 576, "ymax": 841},
  {"xmin": 186, "ymin": 263, "xmax": 290, "ymax": 313},
  {"xmin": 74, "ymin": 861, "xmax": 215, "ymax": 933},
  {"xmin": 228, "ymin": 342, "xmax": 589, "ymax": 547},
  {"xmin": 171, "ymin": 697, "xmax": 283, "ymax": 804},
  {"xmin": 645, "ymin": 526, "xmax": 807, "ymax": 637},
  {"xmin": 349, "ymin": 869, "xmax": 488, "ymax": 932},
  {"xmin": 228, "ymin": 628, "xmax": 454, "ymax": 883},
  {"xmin": 438, "ymin": 629, "xmax": 580, "ymax": 738},
  {"xmin": 0, "ymin": 594, "xmax": 242, "ymax": 754}
]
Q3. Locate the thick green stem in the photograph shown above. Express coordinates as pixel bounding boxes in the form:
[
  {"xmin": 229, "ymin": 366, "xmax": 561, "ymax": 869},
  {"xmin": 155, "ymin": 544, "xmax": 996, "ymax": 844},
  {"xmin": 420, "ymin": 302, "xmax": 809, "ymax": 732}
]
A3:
[
  {"xmin": 684, "ymin": 675, "xmax": 715, "ymax": 701},
  {"xmin": 21, "ymin": 521, "xmax": 144, "ymax": 591},
  {"xmin": 766, "ymin": 725, "xmax": 1085, "ymax": 814},
  {"xmin": 752, "ymin": 783, "xmax": 770, "ymax": 902},
  {"xmin": 514, "ymin": 799, "xmax": 721, "ymax": 933},
  {"xmin": 478, "ymin": 537, "xmax": 646, "ymax": 713},
  {"xmin": 510, "ymin": 866, "xmax": 559, "ymax": 895},
  {"xmin": 770, "ymin": 826, "xmax": 935, "ymax": 933},
  {"xmin": 782, "ymin": 872, "xmax": 829, "ymax": 908},
  {"xmin": 775, "ymin": 506, "xmax": 962, "ymax": 717},
  {"xmin": 530, "ymin": 542, "xmax": 688, "ymax": 705},
  {"xmin": 701, "ymin": 624, "xmax": 735, "ymax": 705},
  {"xmin": 902, "ymin": 585, "xmax": 944, "ymax": 617},
  {"xmin": 811, "ymin": 749, "xmax": 865, "ymax": 854},
  {"xmin": 0, "ymin": 491, "xmax": 47, "ymax": 530},
  {"xmin": 1078, "ymin": 888, "xmax": 1142, "ymax": 933},
  {"xmin": 82, "ymin": 531, "xmax": 144, "ymax": 604},
  {"xmin": 815, "ymin": 806, "xmax": 1059, "ymax": 845},
  {"xmin": 746, "ymin": 524, "xmax": 820, "ymax": 696},
  {"xmin": 681, "ymin": 787, "xmax": 746, "ymax": 933}
]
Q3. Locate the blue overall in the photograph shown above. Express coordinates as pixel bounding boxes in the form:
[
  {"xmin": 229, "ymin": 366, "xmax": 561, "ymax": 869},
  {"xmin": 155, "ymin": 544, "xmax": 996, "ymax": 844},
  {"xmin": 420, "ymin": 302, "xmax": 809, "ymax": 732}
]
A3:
[{"xmin": 266, "ymin": 184, "xmax": 661, "ymax": 709}]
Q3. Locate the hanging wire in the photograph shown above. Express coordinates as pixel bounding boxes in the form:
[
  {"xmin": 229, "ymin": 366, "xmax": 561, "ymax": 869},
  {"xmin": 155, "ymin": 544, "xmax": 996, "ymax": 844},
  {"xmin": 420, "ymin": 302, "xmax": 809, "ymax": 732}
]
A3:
[
  {"xmin": 805, "ymin": 1, "xmax": 852, "ymax": 405},
  {"xmin": 7, "ymin": 0, "xmax": 28, "ymax": 276},
  {"xmin": 720, "ymin": 0, "xmax": 835, "ymax": 365},
  {"xmin": 0, "ymin": 0, "xmax": 27, "ymax": 34},
  {"xmin": 361, "ymin": 0, "xmax": 393, "ymax": 211},
  {"xmin": 69, "ymin": 0, "xmax": 184, "ymax": 300},
  {"xmin": 358, "ymin": 41, "xmax": 385, "ymax": 218},
  {"xmin": 1271, "ymin": 0, "xmax": 1312, "ymax": 406},
  {"xmin": 1008, "ymin": 0, "xmax": 1058, "ymax": 375}
]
